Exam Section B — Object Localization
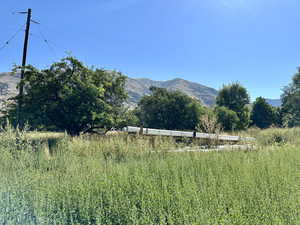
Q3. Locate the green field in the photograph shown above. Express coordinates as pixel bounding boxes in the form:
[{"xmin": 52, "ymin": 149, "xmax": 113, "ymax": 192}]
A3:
[{"xmin": 1, "ymin": 127, "xmax": 300, "ymax": 224}]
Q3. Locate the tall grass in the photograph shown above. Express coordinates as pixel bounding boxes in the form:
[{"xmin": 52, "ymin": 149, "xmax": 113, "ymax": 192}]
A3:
[{"xmin": 0, "ymin": 127, "xmax": 300, "ymax": 224}]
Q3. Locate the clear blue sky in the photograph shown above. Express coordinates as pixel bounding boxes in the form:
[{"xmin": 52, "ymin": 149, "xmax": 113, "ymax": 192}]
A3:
[{"xmin": 1, "ymin": 0, "xmax": 300, "ymax": 100}]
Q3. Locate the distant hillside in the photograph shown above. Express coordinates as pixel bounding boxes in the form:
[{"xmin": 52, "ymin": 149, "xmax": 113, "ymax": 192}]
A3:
[
  {"xmin": 0, "ymin": 72, "xmax": 281, "ymax": 108},
  {"xmin": 126, "ymin": 77, "xmax": 218, "ymax": 107},
  {"xmin": 0, "ymin": 72, "xmax": 19, "ymax": 105},
  {"xmin": 0, "ymin": 73, "xmax": 218, "ymax": 107}
]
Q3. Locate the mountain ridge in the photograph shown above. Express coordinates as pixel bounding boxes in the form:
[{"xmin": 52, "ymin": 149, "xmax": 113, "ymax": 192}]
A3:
[
  {"xmin": 125, "ymin": 77, "xmax": 218, "ymax": 106},
  {"xmin": 0, "ymin": 72, "xmax": 281, "ymax": 107}
]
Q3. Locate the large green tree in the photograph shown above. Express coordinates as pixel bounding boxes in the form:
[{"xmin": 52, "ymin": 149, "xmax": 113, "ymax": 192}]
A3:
[
  {"xmin": 216, "ymin": 83, "xmax": 250, "ymax": 130},
  {"xmin": 250, "ymin": 97, "xmax": 277, "ymax": 129},
  {"xmin": 137, "ymin": 86, "xmax": 205, "ymax": 130},
  {"xmin": 281, "ymin": 68, "xmax": 300, "ymax": 127},
  {"xmin": 6, "ymin": 57, "xmax": 128, "ymax": 135},
  {"xmin": 214, "ymin": 106, "xmax": 239, "ymax": 131}
]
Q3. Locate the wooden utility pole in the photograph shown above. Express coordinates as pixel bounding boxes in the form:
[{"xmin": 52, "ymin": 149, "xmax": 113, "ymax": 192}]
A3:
[{"xmin": 17, "ymin": 8, "xmax": 32, "ymax": 127}]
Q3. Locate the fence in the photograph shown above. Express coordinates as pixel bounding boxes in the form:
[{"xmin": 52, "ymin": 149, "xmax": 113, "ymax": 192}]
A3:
[{"xmin": 123, "ymin": 126, "xmax": 255, "ymax": 142}]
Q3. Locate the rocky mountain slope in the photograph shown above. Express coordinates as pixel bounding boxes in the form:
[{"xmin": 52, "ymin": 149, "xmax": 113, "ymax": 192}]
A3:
[
  {"xmin": 0, "ymin": 73, "xmax": 19, "ymax": 105},
  {"xmin": 125, "ymin": 77, "xmax": 218, "ymax": 107}
]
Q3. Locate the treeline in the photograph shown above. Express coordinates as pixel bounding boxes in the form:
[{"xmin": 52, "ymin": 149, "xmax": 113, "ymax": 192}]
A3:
[
  {"xmin": 1, "ymin": 57, "xmax": 300, "ymax": 134},
  {"xmin": 133, "ymin": 83, "xmax": 280, "ymax": 132}
]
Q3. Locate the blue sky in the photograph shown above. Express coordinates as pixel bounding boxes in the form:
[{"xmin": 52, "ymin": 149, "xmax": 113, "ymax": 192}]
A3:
[{"xmin": 1, "ymin": 0, "xmax": 300, "ymax": 100}]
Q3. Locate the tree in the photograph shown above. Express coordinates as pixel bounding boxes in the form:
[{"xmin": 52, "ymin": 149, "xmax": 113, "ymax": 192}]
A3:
[
  {"xmin": 216, "ymin": 83, "xmax": 250, "ymax": 130},
  {"xmin": 5, "ymin": 57, "xmax": 128, "ymax": 135},
  {"xmin": 215, "ymin": 106, "xmax": 239, "ymax": 131},
  {"xmin": 281, "ymin": 68, "xmax": 300, "ymax": 127},
  {"xmin": 196, "ymin": 108, "xmax": 221, "ymax": 134},
  {"xmin": 137, "ymin": 86, "xmax": 205, "ymax": 130},
  {"xmin": 117, "ymin": 109, "xmax": 140, "ymax": 128},
  {"xmin": 250, "ymin": 97, "xmax": 277, "ymax": 129}
]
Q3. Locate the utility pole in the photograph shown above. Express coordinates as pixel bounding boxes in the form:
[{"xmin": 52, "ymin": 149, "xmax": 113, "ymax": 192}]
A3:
[{"xmin": 17, "ymin": 8, "xmax": 32, "ymax": 127}]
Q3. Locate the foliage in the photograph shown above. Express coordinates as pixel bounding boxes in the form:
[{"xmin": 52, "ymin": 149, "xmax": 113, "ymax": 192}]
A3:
[
  {"xmin": 216, "ymin": 82, "xmax": 250, "ymax": 112},
  {"xmin": 250, "ymin": 97, "xmax": 278, "ymax": 129},
  {"xmin": 236, "ymin": 106, "xmax": 251, "ymax": 130},
  {"xmin": 5, "ymin": 57, "xmax": 128, "ymax": 135},
  {"xmin": 196, "ymin": 109, "xmax": 221, "ymax": 134},
  {"xmin": 216, "ymin": 83, "xmax": 251, "ymax": 130},
  {"xmin": 1, "ymin": 128, "xmax": 300, "ymax": 224},
  {"xmin": 215, "ymin": 106, "xmax": 240, "ymax": 131},
  {"xmin": 253, "ymin": 127, "xmax": 300, "ymax": 146},
  {"xmin": 137, "ymin": 86, "xmax": 205, "ymax": 130},
  {"xmin": 281, "ymin": 68, "xmax": 300, "ymax": 127},
  {"xmin": 117, "ymin": 109, "xmax": 140, "ymax": 128}
]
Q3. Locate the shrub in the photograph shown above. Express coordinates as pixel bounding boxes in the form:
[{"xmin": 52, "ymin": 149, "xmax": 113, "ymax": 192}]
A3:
[{"xmin": 215, "ymin": 106, "xmax": 239, "ymax": 131}]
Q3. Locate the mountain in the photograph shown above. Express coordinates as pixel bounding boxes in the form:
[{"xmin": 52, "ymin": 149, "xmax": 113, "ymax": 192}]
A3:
[
  {"xmin": 126, "ymin": 77, "xmax": 218, "ymax": 107},
  {"xmin": 0, "ymin": 73, "xmax": 218, "ymax": 107},
  {"xmin": 0, "ymin": 72, "xmax": 281, "ymax": 108},
  {"xmin": 0, "ymin": 72, "xmax": 20, "ymax": 105},
  {"xmin": 266, "ymin": 99, "xmax": 282, "ymax": 107}
]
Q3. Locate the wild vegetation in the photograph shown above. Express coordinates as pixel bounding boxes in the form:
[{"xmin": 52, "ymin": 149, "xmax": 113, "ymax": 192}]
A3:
[
  {"xmin": 3, "ymin": 57, "xmax": 128, "ymax": 135},
  {"xmin": 1, "ymin": 57, "xmax": 300, "ymax": 224},
  {"xmin": 0, "ymin": 126, "xmax": 300, "ymax": 224},
  {"xmin": 2, "ymin": 57, "xmax": 300, "ymax": 134},
  {"xmin": 136, "ymin": 86, "xmax": 206, "ymax": 130},
  {"xmin": 250, "ymin": 97, "xmax": 280, "ymax": 129},
  {"xmin": 281, "ymin": 67, "xmax": 300, "ymax": 127}
]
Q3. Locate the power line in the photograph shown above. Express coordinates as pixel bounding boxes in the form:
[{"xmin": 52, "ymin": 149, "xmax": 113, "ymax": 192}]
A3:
[
  {"xmin": 0, "ymin": 24, "xmax": 25, "ymax": 51},
  {"xmin": 2, "ymin": 14, "xmax": 69, "ymax": 57},
  {"xmin": 33, "ymin": 21, "xmax": 71, "ymax": 55},
  {"xmin": 29, "ymin": 31, "xmax": 58, "ymax": 58},
  {"xmin": 29, "ymin": 23, "xmax": 70, "ymax": 59},
  {"xmin": 37, "ymin": 25, "xmax": 57, "ymax": 55}
]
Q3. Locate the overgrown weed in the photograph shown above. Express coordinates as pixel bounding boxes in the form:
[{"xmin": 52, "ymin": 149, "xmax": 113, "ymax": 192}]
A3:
[{"xmin": 0, "ymin": 127, "xmax": 300, "ymax": 224}]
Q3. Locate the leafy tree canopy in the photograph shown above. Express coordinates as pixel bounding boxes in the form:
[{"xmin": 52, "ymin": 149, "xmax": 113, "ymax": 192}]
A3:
[
  {"xmin": 137, "ymin": 86, "xmax": 205, "ymax": 130},
  {"xmin": 216, "ymin": 82, "xmax": 250, "ymax": 112},
  {"xmin": 214, "ymin": 106, "xmax": 239, "ymax": 131},
  {"xmin": 216, "ymin": 83, "xmax": 250, "ymax": 130},
  {"xmin": 5, "ymin": 57, "xmax": 128, "ymax": 135},
  {"xmin": 281, "ymin": 68, "xmax": 300, "ymax": 127},
  {"xmin": 250, "ymin": 97, "xmax": 277, "ymax": 129}
]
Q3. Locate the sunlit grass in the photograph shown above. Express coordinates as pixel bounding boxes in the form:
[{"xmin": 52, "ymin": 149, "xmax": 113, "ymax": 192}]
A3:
[{"xmin": 0, "ymin": 127, "xmax": 300, "ymax": 224}]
